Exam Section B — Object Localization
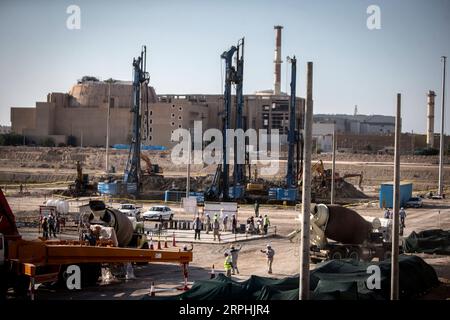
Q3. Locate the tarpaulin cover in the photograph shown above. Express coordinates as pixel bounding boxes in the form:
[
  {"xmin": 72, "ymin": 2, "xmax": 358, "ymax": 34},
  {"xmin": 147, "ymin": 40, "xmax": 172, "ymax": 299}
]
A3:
[
  {"xmin": 403, "ymin": 229, "xmax": 450, "ymax": 255},
  {"xmin": 144, "ymin": 255, "xmax": 438, "ymax": 300}
]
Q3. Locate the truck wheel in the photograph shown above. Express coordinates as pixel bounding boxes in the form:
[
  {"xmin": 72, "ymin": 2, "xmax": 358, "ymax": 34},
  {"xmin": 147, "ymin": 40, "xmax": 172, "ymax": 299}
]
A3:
[
  {"xmin": 13, "ymin": 274, "xmax": 30, "ymax": 298},
  {"xmin": 329, "ymin": 248, "xmax": 345, "ymax": 260},
  {"xmin": 382, "ymin": 251, "xmax": 392, "ymax": 261},
  {"xmin": 80, "ymin": 263, "xmax": 102, "ymax": 287},
  {"xmin": 0, "ymin": 269, "xmax": 9, "ymax": 300},
  {"xmin": 348, "ymin": 248, "xmax": 362, "ymax": 261}
]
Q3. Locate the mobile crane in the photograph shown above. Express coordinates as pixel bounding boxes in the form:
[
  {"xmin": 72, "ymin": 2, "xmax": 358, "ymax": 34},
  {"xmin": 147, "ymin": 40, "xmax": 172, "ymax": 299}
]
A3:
[{"xmin": 0, "ymin": 188, "xmax": 192, "ymax": 299}]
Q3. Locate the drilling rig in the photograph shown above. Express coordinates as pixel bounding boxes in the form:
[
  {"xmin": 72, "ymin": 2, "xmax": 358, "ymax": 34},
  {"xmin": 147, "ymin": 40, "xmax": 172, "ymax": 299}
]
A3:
[
  {"xmin": 123, "ymin": 46, "xmax": 150, "ymax": 196},
  {"xmin": 268, "ymin": 56, "xmax": 299, "ymax": 204},
  {"xmin": 206, "ymin": 38, "xmax": 245, "ymax": 201}
]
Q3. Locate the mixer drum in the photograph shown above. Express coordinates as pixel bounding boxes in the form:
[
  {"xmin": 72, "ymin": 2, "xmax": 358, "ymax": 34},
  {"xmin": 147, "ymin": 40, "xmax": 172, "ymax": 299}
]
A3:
[
  {"xmin": 325, "ymin": 205, "xmax": 372, "ymax": 244},
  {"xmin": 103, "ymin": 208, "xmax": 134, "ymax": 247}
]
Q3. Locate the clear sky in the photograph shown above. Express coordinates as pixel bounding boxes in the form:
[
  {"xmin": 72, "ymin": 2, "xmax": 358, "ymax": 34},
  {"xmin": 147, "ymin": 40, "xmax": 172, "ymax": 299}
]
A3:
[{"xmin": 0, "ymin": 0, "xmax": 449, "ymax": 134}]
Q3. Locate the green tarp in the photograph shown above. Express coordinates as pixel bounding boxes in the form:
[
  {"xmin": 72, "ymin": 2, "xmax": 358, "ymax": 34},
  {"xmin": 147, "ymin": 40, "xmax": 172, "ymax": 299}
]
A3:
[
  {"xmin": 404, "ymin": 229, "xmax": 450, "ymax": 255},
  {"xmin": 144, "ymin": 255, "xmax": 438, "ymax": 300}
]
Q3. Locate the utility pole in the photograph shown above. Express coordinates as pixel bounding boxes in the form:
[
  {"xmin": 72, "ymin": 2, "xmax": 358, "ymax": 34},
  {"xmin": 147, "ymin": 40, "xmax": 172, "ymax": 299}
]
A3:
[
  {"xmin": 186, "ymin": 134, "xmax": 191, "ymax": 199},
  {"xmin": 300, "ymin": 62, "xmax": 313, "ymax": 300},
  {"xmin": 439, "ymin": 56, "xmax": 447, "ymax": 196},
  {"xmin": 391, "ymin": 93, "xmax": 401, "ymax": 300},
  {"xmin": 331, "ymin": 129, "xmax": 336, "ymax": 204},
  {"xmin": 105, "ymin": 81, "xmax": 111, "ymax": 173}
]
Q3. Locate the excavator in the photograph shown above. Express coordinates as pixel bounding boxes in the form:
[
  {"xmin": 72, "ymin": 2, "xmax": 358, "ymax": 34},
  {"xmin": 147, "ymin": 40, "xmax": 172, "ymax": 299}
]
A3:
[
  {"xmin": 0, "ymin": 188, "xmax": 191, "ymax": 299},
  {"xmin": 141, "ymin": 153, "xmax": 163, "ymax": 175},
  {"xmin": 299, "ymin": 160, "xmax": 363, "ymax": 190}
]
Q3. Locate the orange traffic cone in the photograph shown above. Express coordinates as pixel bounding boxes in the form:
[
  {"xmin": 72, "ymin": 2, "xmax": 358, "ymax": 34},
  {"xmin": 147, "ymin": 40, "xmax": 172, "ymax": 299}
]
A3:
[
  {"xmin": 149, "ymin": 238, "xmax": 154, "ymax": 250},
  {"xmin": 210, "ymin": 264, "xmax": 216, "ymax": 279},
  {"xmin": 172, "ymin": 232, "xmax": 177, "ymax": 247},
  {"xmin": 164, "ymin": 236, "xmax": 168, "ymax": 248},
  {"xmin": 150, "ymin": 282, "xmax": 156, "ymax": 296},
  {"xmin": 157, "ymin": 239, "xmax": 162, "ymax": 250}
]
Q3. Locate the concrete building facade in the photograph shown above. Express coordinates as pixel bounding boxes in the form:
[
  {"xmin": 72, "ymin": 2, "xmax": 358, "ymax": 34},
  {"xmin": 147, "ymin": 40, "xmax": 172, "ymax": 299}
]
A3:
[{"xmin": 10, "ymin": 80, "xmax": 304, "ymax": 148}]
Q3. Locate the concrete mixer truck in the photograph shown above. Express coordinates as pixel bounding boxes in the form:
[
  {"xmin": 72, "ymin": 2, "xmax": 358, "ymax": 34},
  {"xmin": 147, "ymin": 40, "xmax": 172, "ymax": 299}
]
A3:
[
  {"xmin": 79, "ymin": 200, "xmax": 147, "ymax": 249},
  {"xmin": 308, "ymin": 204, "xmax": 397, "ymax": 262}
]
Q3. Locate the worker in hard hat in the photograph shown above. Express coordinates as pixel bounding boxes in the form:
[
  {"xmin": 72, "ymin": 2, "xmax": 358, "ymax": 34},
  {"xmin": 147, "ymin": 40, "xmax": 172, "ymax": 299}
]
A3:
[
  {"xmin": 193, "ymin": 215, "xmax": 202, "ymax": 240},
  {"xmin": 223, "ymin": 252, "xmax": 233, "ymax": 277},
  {"xmin": 260, "ymin": 244, "xmax": 275, "ymax": 274},
  {"xmin": 399, "ymin": 207, "xmax": 407, "ymax": 228},
  {"xmin": 213, "ymin": 214, "xmax": 221, "ymax": 242},
  {"xmin": 230, "ymin": 244, "xmax": 242, "ymax": 275}
]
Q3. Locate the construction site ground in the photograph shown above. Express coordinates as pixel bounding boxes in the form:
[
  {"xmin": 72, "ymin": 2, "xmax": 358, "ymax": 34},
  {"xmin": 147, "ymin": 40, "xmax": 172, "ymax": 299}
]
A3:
[
  {"xmin": 7, "ymin": 195, "xmax": 450, "ymax": 300},
  {"xmin": 1, "ymin": 147, "xmax": 449, "ymax": 300}
]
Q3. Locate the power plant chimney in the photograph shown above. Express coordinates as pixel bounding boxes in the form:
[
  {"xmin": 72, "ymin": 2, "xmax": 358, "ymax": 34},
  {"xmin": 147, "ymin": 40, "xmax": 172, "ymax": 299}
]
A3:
[
  {"xmin": 427, "ymin": 90, "xmax": 436, "ymax": 148},
  {"xmin": 273, "ymin": 25, "xmax": 283, "ymax": 95}
]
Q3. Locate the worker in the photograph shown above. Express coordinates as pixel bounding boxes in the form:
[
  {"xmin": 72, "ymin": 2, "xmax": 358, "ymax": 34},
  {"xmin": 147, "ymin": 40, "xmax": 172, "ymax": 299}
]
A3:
[
  {"xmin": 205, "ymin": 213, "xmax": 211, "ymax": 234},
  {"xmin": 260, "ymin": 244, "xmax": 275, "ymax": 274},
  {"xmin": 193, "ymin": 215, "xmax": 202, "ymax": 240},
  {"xmin": 254, "ymin": 201, "xmax": 260, "ymax": 217},
  {"xmin": 223, "ymin": 252, "xmax": 233, "ymax": 277},
  {"xmin": 263, "ymin": 214, "xmax": 270, "ymax": 235},
  {"xmin": 222, "ymin": 214, "xmax": 229, "ymax": 232},
  {"xmin": 41, "ymin": 216, "xmax": 49, "ymax": 239},
  {"xmin": 229, "ymin": 244, "xmax": 242, "ymax": 275},
  {"xmin": 384, "ymin": 208, "xmax": 391, "ymax": 219},
  {"xmin": 246, "ymin": 217, "xmax": 255, "ymax": 234},
  {"xmin": 213, "ymin": 214, "xmax": 221, "ymax": 242},
  {"xmin": 256, "ymin": 216, "xmax": 263, "ymax": 234},
  {"xmin": 399, "ymin": 207, "xmax": 407, "ymax": 228},
  {"xmin": 48, "ymin": 213, "xmax": 57, "ymax": 238},
  {"xmin": 231, "ymin": 214, "xmax": 238, "ymax": 234}
]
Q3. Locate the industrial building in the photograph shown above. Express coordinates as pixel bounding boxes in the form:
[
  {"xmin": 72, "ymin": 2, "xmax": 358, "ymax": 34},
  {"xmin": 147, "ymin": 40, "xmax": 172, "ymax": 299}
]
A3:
[
  {"xmin": 313, "ymin": 113, "xmax": 396, "ymax": 135},
  {"xmin": 10, "ymin": 26, "xmax": 304, "ymax": 148},
  {"xmin": 10, "ymin": 81, "xmax": 304, "ymax": 148},
  {"xmin": 0, "ymin": 125, "xmax": 11, "ymax": 134}
]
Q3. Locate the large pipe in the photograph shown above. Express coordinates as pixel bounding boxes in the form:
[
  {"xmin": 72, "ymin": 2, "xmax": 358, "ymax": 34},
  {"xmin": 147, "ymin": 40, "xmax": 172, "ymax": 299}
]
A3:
[
  {"xmin": 300, "ymin": 62, "xmax": 313, "ymax": 300},
  {"xmin": 427, "ymin": 90, "xmax": 436, "ymax": 148},
  {"xmin": 273, "ymin": 26, "xmax": 283, "ymax": 95}
]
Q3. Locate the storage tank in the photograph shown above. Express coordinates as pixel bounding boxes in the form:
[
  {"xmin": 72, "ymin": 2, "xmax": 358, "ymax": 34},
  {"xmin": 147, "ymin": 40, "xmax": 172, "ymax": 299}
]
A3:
[{"xmin": 45, "ymin": 199, "xmax": 69, "ymax": 214}]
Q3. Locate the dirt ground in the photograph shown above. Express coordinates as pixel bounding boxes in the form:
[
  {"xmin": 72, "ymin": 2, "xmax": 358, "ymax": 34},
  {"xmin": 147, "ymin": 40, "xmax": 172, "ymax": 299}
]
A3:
[
  {"xmin": 7, "ymin": 195, "xmax": 450, "ymax": 300},
  {"xmin": 1, "ymin": 146, "xmax": 449, "ymax": 300}
]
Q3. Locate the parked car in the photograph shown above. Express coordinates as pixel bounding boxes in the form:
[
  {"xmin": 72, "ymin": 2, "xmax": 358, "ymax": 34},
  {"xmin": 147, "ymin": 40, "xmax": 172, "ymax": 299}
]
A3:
[
  {"xmin": 118, "ymin": 203, "xmax": 142, "ymax": 220},
  {"xmin": 142, "ymin": 206, "xmax": 174, "ymax": 221},
  {"xmin": 406, "ymin": 197, "xmax": 423, "ymax": 208}
]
